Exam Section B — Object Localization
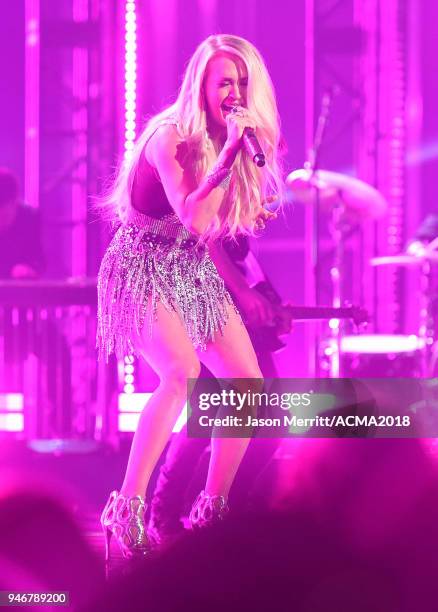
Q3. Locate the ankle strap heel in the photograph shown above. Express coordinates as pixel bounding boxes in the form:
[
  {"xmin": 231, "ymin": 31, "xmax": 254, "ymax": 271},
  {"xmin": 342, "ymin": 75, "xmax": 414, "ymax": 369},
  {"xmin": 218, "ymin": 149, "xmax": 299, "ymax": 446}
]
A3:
[
  {"xmin": 100, "ymin": 490, "xmax": 150, "ymax": 561},
  {"xmin": 189, "ymin": 490, "xmax": 229, "ymax": 529}
]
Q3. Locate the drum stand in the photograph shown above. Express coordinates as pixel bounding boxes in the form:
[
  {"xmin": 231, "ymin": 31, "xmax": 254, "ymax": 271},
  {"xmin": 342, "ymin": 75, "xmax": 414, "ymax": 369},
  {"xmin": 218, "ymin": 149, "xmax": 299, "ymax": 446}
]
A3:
[
  {"xmin": 324, "ymin": 196, "xmax": 362, "ymax": 378},
  {"xmin": 418, "ymin": 258, "xmax": 437, "ymax": 377},
  {"xmin": 326, "ymin": 197, "xmax": 344, "ymax": 378},
  {"xmin": 410, "ymin": 258, "xmax": 438, "ymax": 428}
]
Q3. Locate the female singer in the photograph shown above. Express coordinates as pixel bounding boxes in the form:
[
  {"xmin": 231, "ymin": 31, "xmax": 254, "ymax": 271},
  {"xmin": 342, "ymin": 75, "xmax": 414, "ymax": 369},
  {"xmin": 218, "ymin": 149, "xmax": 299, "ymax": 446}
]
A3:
[{"xmin": 97, "ymin": 33, "xmax": 284, "ymax": 560}]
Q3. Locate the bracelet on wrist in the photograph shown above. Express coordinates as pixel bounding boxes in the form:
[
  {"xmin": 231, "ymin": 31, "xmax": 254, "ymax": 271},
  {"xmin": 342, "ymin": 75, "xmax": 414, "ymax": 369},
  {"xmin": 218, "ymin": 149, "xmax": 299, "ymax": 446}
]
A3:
[{"xmin": 206, "ymin": 162, "xmax": 231, "ymax": 191}]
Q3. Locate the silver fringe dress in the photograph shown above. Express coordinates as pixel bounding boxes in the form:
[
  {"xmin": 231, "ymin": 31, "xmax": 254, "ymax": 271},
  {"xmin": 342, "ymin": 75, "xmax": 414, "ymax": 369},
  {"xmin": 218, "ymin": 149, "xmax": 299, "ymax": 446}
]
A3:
[{"xmin": 96, "ymin": 208, "xmax": 235, "ymax": 361}]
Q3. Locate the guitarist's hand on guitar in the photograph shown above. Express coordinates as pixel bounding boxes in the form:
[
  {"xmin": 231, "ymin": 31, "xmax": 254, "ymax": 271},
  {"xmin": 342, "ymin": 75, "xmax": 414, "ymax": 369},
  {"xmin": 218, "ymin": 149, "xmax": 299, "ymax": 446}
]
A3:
[
  {"xmin": 253, "ymin": 196, "xmax": 279, "ymax": 231},
  {"xmin": 273, "ymin": 304, "xmax": 294, "ymax": 335},
  {"xmin": 236, "ymin": 286, "xmax": 277, "ymax": 328}
]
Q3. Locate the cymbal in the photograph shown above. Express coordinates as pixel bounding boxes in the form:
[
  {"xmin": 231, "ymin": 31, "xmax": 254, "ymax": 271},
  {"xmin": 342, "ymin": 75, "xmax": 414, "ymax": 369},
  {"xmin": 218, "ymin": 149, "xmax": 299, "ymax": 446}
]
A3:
[
  {"xmin": 371, "ymin": 253, "xmax": 438, "ymax": 267},
  {"xmin": 286, "ymin": 168, "xmax": 388, "ymax": 220}
]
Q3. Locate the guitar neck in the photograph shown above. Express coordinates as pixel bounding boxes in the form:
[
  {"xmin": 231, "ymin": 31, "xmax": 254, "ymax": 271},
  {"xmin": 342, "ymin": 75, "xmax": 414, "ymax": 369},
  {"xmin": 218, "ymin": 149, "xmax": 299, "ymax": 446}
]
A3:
[
  {"xmin": 252, "ymin": 279, "xmax": 368, "ymax": 326},
  {"xmin": 288, "ymin": 305, "xmax": 359, "ymax": 321}
]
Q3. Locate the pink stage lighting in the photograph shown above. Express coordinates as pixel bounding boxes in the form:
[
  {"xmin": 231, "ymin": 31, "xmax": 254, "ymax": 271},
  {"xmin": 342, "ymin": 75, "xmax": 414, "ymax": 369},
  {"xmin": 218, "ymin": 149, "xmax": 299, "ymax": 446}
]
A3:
[
  {"xmin": 118, "ymin": 393, "xmax": 187, "ymax": 433},
  {"xmin": 0, "ymin": 393, "xmax": 24, "ymax": 433},
  {"xmin": 124, "ymin": 0, "xmax": 137, "ymax": 160}
]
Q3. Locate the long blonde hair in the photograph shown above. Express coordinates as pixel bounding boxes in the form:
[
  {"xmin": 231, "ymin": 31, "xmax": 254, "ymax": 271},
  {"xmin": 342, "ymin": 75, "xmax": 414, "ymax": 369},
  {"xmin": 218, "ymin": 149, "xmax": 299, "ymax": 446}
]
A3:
[{"xmin": 101, "ymin": 34, "xmax": 285, "ymax": 239}]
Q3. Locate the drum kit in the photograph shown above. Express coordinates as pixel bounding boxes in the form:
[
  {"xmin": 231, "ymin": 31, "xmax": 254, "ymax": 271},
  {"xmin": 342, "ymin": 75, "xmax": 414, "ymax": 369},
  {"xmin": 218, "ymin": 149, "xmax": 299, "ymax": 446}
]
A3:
[{"xmin": 286, "ymin": 168, "xmax": 438, "ymax": 378}]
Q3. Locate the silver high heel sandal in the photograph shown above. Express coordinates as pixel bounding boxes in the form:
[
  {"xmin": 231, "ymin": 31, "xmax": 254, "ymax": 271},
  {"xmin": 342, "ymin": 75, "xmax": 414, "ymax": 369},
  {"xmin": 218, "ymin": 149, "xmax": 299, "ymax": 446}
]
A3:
[
  {"xmin": 100, "ymin": 490, "xmax": 151, "ymax": 561},
  {"xmin": 189, "ymin": 490, "xmax": 229, "ymax": 529}
]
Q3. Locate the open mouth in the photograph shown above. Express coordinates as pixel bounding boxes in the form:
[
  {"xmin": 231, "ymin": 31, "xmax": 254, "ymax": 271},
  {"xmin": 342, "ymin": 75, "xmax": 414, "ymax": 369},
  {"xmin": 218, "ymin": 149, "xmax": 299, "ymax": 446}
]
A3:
[{"xmin": 221, "ymin": 102, "xmax": 237, "ymax": 114}]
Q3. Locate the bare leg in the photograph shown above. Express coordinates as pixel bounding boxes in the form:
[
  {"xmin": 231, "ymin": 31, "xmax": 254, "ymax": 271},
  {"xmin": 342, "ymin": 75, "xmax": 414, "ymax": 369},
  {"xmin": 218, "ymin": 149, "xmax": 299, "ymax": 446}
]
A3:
[
  {"xmin": 120, "ymin": 303, "xmax": 200, "ymax": 497},
  {"xmin": 198, "ymin": 305, "xmax": 263, "ymax": 499}
]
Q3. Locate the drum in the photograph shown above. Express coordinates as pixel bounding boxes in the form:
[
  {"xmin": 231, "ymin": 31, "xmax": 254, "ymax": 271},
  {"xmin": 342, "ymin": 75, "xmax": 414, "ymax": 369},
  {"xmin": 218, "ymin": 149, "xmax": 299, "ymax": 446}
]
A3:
[{"xmin": 340, "ymin": 334, "xmax": 425, "ymax": 377}]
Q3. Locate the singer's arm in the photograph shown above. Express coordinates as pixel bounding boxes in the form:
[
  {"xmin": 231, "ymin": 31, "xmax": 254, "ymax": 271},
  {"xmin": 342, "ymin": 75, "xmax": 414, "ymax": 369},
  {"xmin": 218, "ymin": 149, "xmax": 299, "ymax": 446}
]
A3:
[{"xmin": 146, "ymin": 124, "xmax": 239, "ymax": 235}]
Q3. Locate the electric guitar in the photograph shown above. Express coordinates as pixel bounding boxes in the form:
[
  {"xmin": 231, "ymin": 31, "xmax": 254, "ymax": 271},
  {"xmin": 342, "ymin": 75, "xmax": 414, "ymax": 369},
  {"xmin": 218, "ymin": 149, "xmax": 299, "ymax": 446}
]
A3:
[{"xmin": 248, "ymin": 279, "xmax": 369, "ymax": 353}]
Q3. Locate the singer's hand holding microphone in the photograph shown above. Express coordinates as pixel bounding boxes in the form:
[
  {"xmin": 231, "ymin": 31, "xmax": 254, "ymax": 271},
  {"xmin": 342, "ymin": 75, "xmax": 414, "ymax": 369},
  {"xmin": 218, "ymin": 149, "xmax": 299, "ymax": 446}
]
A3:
[
  {"xmin": 225, "ymin": 104, "xmax": 273, "ymax": 230},
  {"xmin": 225, "ymin": 105, "xmax": 265, "ymax": 167},
  {"xmin": 225, "ymin": 105, "xmax": 255, "ymax": 150}
]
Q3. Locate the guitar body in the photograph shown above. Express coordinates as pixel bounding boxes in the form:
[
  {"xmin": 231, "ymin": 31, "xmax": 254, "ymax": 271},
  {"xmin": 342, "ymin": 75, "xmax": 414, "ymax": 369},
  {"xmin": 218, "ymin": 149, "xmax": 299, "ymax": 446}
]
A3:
[{"xmin": 247, "ymin": 281, "xmax": 287, "ymax": 353}]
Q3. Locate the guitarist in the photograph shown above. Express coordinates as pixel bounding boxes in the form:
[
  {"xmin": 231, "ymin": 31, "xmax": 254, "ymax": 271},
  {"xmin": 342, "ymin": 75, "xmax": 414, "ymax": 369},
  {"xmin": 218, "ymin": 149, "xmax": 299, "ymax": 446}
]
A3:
[
  {"xmin": 147, "ymin": 232, "xmax": 293, "ymax": 546},
  {"xmin": 210, "ymin": 234, "xmax": 294, "ymax": 375}
]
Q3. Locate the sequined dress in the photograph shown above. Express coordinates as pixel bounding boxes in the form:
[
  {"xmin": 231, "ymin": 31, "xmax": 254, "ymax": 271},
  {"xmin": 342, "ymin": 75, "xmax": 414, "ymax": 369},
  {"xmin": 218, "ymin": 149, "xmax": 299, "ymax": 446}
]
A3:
[{"xmin": 96, "ymin": 203, "xmax": 235, "ymax": 362}]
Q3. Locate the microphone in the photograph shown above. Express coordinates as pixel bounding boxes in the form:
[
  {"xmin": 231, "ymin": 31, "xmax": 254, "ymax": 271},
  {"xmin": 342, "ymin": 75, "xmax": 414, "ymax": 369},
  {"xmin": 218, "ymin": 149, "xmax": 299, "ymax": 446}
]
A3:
[
  {"xmin": 243, "ymin": 128, "xmax": 265, "ymax": 167},
  {"xmin": 230, "ymin": 104, "xmax": 265, "ymax": 167}
]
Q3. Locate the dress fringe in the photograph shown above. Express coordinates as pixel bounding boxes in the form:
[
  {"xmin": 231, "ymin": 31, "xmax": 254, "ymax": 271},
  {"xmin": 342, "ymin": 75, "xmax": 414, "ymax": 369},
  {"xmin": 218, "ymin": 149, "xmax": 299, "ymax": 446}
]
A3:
[{"xmin": 96, "ymin": 210, "xmax": 235, "ymax": 361}]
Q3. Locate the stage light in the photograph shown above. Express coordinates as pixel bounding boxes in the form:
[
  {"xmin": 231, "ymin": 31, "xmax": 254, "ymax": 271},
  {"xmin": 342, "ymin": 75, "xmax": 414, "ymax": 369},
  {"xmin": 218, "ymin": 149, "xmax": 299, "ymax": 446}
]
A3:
[
  {"xmin": 118, "ymin": 393, "xmax": 187, "ymax": 433},
  {"xmin": 0, "ymin": 393, "xmax": 24, "ymax": 433},
  {"xmin": 0, "ymin": 414, "xmax": 24, "ymax": 433},
  {"xmin": 120, "ymin": 354, "xmax": 136, "ymax": 393},
  {"xmin": 125, "ymin": 91, "xmax": 136, "ymax": 103},
  {"xmin": 0, "ymin": 393, "xmax": 24, "ymax": 411}
]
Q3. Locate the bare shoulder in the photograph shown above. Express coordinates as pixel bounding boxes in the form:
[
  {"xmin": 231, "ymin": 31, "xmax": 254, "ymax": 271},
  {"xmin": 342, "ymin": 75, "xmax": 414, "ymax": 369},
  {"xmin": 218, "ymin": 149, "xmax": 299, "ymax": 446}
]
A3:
[
  {"xmin": 145, "ymin": 123, "xmax": 185, "ymax": 167},
  {"xmin": 140, "ymin": 123, "xmax": 197, "ymax": 220}
]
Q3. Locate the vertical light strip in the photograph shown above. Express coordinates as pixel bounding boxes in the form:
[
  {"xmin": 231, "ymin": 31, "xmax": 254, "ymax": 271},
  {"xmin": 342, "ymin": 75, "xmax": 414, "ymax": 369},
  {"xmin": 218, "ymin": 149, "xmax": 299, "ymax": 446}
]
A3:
[
  {"xmin": 377, "ymin": 0, "xmax": 406, "ymax": 332},
  {"xmin": 404, "ymin": 0, "xmax": 422, "ymax": 334},
  {"xmin": 198, "ymin": 0, "xmax": 218, "ymax": 37},
  {"xmin": 304, "ymin": 0, "xmax": 317, "ymax": 376},
  {"xmin": 123, "ymin": 0, "xmax": 138, "ymax": 389},
  {"xmin": 69, "ymin": 1, "xmax": 90, "ymax": 437},
  {"xmin": 124, "ymin": 0, "xmax": 137, "ymax": 160},
  {"xmin": 24, "ymin": 0, "xmax": 40, "ymax": 209},
  {"xmin": 354, "ymin": 0, "xmax": 379, "ymax": 328},
  {"xmin": 123, "ymin": 355, "xmax": 135, "ymax": 394},
  {"xmin": 72, "ymin": 0, "xmax": 89, "ymax": 277},
  {"xmin": 356, "ymin": 0, "xmax": 407, "ymax": 333},
  {"xmin": 150, "ymin": 0, "xmax": 177, "ymax": 112}
]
